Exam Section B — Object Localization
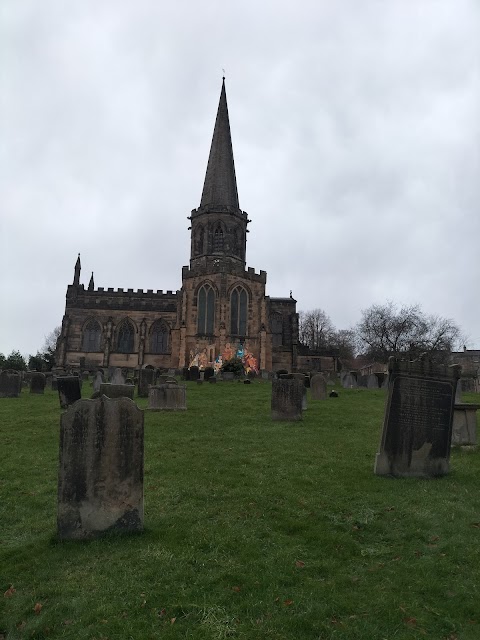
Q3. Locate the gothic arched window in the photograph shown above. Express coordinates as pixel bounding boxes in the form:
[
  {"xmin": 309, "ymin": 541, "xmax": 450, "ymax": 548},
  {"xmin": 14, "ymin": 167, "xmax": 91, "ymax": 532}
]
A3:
[
  {"xmin": 82, "ymin": 319, "xmax": 102, "ymax": 352},
  {"xmin": 271, "ymin": 313, "xmax": 283, "ymax": 347},
  {"xmin": 213, "ymin": 225, "xmax": 224, "ymax": 252},
  {"xmin": 150, "ymin": 321, "xmax": 169, "ymax": 354},
  {"xmin": 117, "ymin": 320, "xmax": 135, "ymax": 353},
  {"xmin": 197, "ymin": 284, "xmax": 215, "ymax": 335},
  {"xmin": 230, "ymin": 287, "xmax": 248, "ymax": 336}
]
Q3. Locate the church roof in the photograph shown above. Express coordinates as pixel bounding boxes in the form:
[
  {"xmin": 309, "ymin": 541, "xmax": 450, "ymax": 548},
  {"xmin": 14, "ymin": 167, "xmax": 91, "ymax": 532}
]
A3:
[{"xmin": 200, "ymin": 79, "xmax": 240, "ymax": 210}]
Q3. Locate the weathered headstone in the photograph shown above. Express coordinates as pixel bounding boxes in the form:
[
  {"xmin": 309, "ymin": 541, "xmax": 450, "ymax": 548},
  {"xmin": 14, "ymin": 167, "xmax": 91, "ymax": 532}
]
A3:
[
  {"xmin": 138, "ymin": 368, "xmax": 156, "ymax": 398},
  {"xmin": 111, "ymin": 368, "xmax": 126, "ymax": 385},
  {"xmin": 30, "ymin": 372, "xmax": 46, "ymax": 394},
  {"xmin": 342, "ymin": 372, "xmax": 357, "ymax": 388},
  {"xmin": 147, "ymin": 383, "xmax": 186, "ymax": 411},
  {"xmin": 451, "ymin": 403, "xmax": 480, "ymax": 446},
  {"xmin": 57, "ymin": 396, "xmax": 144, "ymax": 540},
  {"xmin": 57, "ymin": 376, "xmax": 82, "ymax": 409},
  {"xmin": 0, "ymin": 370, "xmax": 22, "ymax": 398},
  {"xmin": 93, "ymin": 371, "xmax": 104, "ymax": 393},
  {"xmin": 310, "ymin": 374, "xmax": 327, "ymax": 400},
  {"xmin": 189, "ymin": 366, "xmax": 200, "ymax": 381},
  {"xmin": 367, "ymin": 374, "xmax": 380, "ymax": 389},
  {"xmin": 271, "ymin": 378, "xmax": 304, "ymax": 421},
  {"xmin": 99, "ymin": 383, "xmax": 135, "ymax": 400},
  {"xmin": 375, "ymin": 357, "xmax": 460, "ymax": 477},
  {"xmin": 204, "ymin": 367, "xmax": 215, "ymax": 381}
]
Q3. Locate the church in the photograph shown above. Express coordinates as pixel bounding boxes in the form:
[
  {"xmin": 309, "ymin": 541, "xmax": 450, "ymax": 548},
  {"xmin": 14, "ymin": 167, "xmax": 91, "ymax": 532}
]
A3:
[{"xmin": 56, "ymin": 79, "xmax": 299, "ymax": 374}]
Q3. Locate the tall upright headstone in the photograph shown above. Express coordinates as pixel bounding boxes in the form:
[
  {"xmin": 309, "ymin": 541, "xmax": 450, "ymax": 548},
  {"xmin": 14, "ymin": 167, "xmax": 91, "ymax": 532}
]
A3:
[
  {"xmin": 57, "ymin": 376, "xmax": 82, "ymax": 409},
  {"xmin": 271, "ymin": 378, "xmax": 304, "ymax": 421},
  {"xmin": 367, "ymin": 374, "xmax": 380, "ymax": 389},
  {"xmin": 93, "ymin": 371, "xmax": 104, "ymax": 393},
  {"xmin": 138, "ymin": 368, "xmax": 156, "ymax": 398},
  {"xmin": 30, "ymin": 373, "xmax": 46, "ymax": 394},
  {"xmin": 111, "ymin": 368, "xmax": 126, "ymax": 385},
  {"xmin": 310, "ymin": 374, "xmax": 327, "ymax": 400},
  {"xmin": 375, "ymin": 357, "xmax": 460, "ymax": 477},
  {"xmin": 0, "ymin": 370, "xmax": 22, "ymax": 398},
  {"xmin": 57, "ymin": 396, "xmax": 144, "ymax": 540}
]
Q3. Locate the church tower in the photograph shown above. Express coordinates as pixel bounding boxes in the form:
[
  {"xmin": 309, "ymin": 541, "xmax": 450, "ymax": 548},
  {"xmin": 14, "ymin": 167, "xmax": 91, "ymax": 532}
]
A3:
[{"xmin": 189, "ymin": 78, "xmax": 249, "ymax": 271}]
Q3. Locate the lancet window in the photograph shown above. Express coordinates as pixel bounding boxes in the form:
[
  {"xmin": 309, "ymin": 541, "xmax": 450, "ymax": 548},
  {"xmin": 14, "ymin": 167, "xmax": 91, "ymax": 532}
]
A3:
[
  {"xmin": 230, "ymin": 287, "xmax": 248, "ymax": 336},
  {"xmin": 82, "ymin": 319, "xmax": 102, "ymax": 352},
  {"xmin": 150, "ymin": 321, "xmax": 169, "ymax": 354},
  {"xmin": 197, "ymin": 284, "xmax": 215, "ymax": 335},
  {"xmin": 117, "ymin": 320, "xmax": 135, "ymax": 353}
]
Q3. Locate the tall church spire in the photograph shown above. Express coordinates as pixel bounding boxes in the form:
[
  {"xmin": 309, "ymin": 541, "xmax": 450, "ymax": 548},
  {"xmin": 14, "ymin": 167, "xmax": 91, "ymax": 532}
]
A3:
[{"xmin": 200, "ymin": 78, "xmax": 240, "ymax": 210}]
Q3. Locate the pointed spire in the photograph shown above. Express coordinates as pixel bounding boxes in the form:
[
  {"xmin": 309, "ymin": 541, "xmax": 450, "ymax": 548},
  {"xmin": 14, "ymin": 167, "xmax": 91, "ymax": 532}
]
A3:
[
  {"xmin": 200, "ymin": 78, "xmax": 240, "ymax": 210},
  {"xmin": 73, "ymin": 253, "xmax": 81, "ymax": 286},
  {"xmin": 88, "ymin": 272, "xmax": 94, "ymax": 291}
]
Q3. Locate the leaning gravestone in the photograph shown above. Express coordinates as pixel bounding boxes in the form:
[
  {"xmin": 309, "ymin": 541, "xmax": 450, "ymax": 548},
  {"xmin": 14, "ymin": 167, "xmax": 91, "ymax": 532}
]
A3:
[
  {"xmin": 30, "ymin": 372, "xmax": 46, "ymax": 394},
  {"xmin": 310, "ymin": 374, "xmax": 327, "ymax": 400},
  {"xmin": 57, "ymin": 396, "xmax": 144, "ymax": 540},
  {"xmin": 57, "ymin": 376, "xmax": 82, "ymax": 409},
  {"xmin": 138, "ymin": 368, "xmax": 156, "ymax": 398},
  {"xmin": 374, "ymin": 357, "xmax": 460, "ymax": 477},
  {"xmin": 93, "ymin": 371, "xmax": 104, "ymax": 393},
  {"xmin": 147, "ymin": 383, "xmax": 186, "ymax": 411},
  {"xmin": 99, "ymin": 383, "xmax": 135, "ymax": 400},
  {"xmin": 0, "ymin": 370, "xmax": 22, "ymax": 398},
  {"xmin": 110, "ymin": 368, "xmax": 126, "ymax": 385},
  {"xmin": 271, "ymin": 378, "xmax": 304, "ymax": 421}
]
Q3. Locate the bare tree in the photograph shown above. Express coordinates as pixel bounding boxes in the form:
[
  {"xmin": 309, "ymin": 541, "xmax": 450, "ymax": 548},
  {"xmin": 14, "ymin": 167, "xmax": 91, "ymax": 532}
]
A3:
[
  {"xmin": 356, "ymin": 301, "xmax": 462, "ymax": 363},
  {"xmin": 299, "ymin": 309, "xmax": 335, "ymax": 350}
]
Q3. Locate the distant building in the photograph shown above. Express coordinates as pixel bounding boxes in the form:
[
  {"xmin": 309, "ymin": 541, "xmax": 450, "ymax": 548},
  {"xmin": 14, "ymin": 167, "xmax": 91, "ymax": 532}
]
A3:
[{"xmin": 56, "ymin": 80, "xmax": 299, "ymax": 373}]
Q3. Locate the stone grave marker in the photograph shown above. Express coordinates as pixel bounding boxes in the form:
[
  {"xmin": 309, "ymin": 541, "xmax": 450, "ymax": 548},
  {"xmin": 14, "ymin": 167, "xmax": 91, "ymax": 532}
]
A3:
[
  {"xmin": 342, "ymin": 372, "xmax": 357, "ymax": 388},
  {"xmin": 93, "ymin": 371, "xmax": 104, "ymax": 393},
  {"xmin": 209, "ymin": 377, "xmax": 217, "ymax": 384},
  {"xmin": 222, "ymin": 372, "xmax": 235, "ymax": 381},
  {"xmin": 204, "ymin": 367, "xmax": 215, "ymax": 381},
  {"xmin": 451, "ymin": 402, "xmax": 480, "ymax": 446},
  {"xmin": 57, "ymin": 376, "xmax": 82, "ymax": 409},
  {"xmin": 271, "ymin": 378, "xmax": 304, "ymax": 421},
  {"xmin": 189, "ymin": 366, "xmax": 200, "ymax": 381},
  {"xmin": 147, "ymin": 383, "xmax": 186, "ymax": 411},
  {"xmin": 0, "ymin": 370, "xmax": 22, "ymax": 398},
  {"xmin": 138, "ymin": 368, "xmax": 156, "ymax": 398},
  {"xmin": 375, "ymin": 357, "xmax": 460, "ymax": 477},
  {"xmin": 110, "ymin": 368, "xmax": 126, "ymax": 385},
  {"xmin": 367, "ymin": 374, "xmax": 380, "ymax": 389},
  {"xmin": 99, "ymin": 383, "xmax": 135, "ymax": 400},
  {"xmin": 310, "ymin": 374, "xmax": 327, "ymax": 400},
  {"xmin": 57, "ymin": 395, "xmax": 144, "ymax": 540},
  {"xmin": 30, "ymin": 372, "xmax": 46, "ymax": 394}
]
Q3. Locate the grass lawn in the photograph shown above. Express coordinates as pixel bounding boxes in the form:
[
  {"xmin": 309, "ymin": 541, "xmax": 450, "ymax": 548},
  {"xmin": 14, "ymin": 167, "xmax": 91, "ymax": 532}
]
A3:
[{"xmin": 1, "ymin": 380, "xmax": 480, "ymax": 640}]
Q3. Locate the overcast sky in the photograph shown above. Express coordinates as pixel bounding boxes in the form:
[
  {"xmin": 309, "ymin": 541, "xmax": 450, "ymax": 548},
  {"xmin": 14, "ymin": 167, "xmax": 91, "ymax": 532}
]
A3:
[{"xmin": 1, "ymin": 0, "xmax": 479, "ymax": 357}]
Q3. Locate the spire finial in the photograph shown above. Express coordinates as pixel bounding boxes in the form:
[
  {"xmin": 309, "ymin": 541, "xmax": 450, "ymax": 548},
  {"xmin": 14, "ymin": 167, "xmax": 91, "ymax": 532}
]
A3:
[
  {"xmin": 88, "ymin": 271, "xmax": 94, "ymax": 291},
  {"xmin": 73, "ymin": 253, "xmax": 81, "ymax": 286}
]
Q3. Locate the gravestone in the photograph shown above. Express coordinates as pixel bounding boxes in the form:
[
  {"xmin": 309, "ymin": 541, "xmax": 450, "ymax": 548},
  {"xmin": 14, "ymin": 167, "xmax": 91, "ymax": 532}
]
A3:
[
  {"xmin": 167, "ymin": 369, "xmax": 176, "ymax": 377},
  {"xmin": 204, "ymin": 367, "xmax": 215, "ymax": 381},
  {"xmin": 189, "ymin": 366, "xmax": 200, "ymax": 381},
  {"xmin": 451, "ymin": 403, "xmax": 480, "ymax": 446},
  {"xmin": 57, "ymin": 376, "xmax": 82, "ymax": 409},
  {"xmin": 367, "ymin": 374, "xmax": 380, "ymax": 389},
  {"xmin": 99, "ymin": 383, "xmax": 135, "ymax": 400},
  {"xmin": 222, "ymin": 372, "xmax": 235, "ymax": 381},
  {"xmin": 0, "ymin": 370, "xmax": 22, "ymax": 398},
  {"xmin": 182, "ymin": 367, "xmax": 190, "ymax": 381},
  {"xmin": 209, "ymin": 377, "xmax": 217, "ymax": 384},
  {"xmin": 357, "ymin": 375, "xmax": 368, "ymax": 388},
  {"xmin": 93, "ymin": 371, "xmax": 104, "ymax": 393},
  {"xmin": 455, "ymin": 379, "xmax": 462, "ymax": 403},
  {"xmin": 111, "ymin": 368, "xmax": 125, "ymax": 385},
  {"xmin": 30, "ymin": 372, "xmax": 46, "ymax": 394},
  {"xmin": 375, "ymin": 357, "xmax": 460, "ymax": 477},
  {"xmin": 57, "ymin": 396, "xmax": 144, "ymax": 540},
  {"xmin": 271, "ymin": 378, "xmax": 304, "ymax": 421},
  {"xmin": 342, "ymin": 372, "xmax": 357, "ymax": 388},
  {"xmin": 138, "ymin": 368, "xmax": 156, "ymax": 398},
  {"xmin": 147, "ymin": 383, "xmax": 186, "ymax": 411},
  {"xmin": 310, "ymin": 374, "xmax": 327, "ymax": 400}
]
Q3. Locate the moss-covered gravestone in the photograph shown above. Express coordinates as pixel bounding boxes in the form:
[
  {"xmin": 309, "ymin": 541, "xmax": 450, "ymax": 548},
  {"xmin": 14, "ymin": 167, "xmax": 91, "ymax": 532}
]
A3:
[{"xmin": 57, "ymin": 396, "xmax": 144, "ymax": 540}]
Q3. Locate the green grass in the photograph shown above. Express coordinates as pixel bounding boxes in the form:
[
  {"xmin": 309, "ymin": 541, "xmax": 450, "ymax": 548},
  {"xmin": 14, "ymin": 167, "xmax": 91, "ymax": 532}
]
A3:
[{"xmin": 1, "ymin": 381, "xmax": 480, "ymax": 640}]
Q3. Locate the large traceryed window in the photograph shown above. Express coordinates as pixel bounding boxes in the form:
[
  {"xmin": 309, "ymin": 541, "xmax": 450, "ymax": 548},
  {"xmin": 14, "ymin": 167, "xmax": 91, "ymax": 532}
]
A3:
[
  {"xmin": 197, "ymin": 284, "xmax": 215, "ymax": 335},
  {"xmin": 230, "ymin": 287, "xmax": 247, "ymax": 336},
  {"xmin": 150, "ymin": 321, "xmax": 169, "ymax": 354},
  {"xmin": 82, "ymin": 319, "xmax": 102, "ymax": 352},
  {"xmin": 117, "ymin": 320, "xmax": 135, "ymax": 353}
]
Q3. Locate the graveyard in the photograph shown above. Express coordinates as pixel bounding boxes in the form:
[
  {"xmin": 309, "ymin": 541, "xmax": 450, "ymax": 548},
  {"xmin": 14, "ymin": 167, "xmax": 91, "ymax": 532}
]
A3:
[{"xmin": 1, "ymin": 378, "xmax": 480, "ymax": 640}]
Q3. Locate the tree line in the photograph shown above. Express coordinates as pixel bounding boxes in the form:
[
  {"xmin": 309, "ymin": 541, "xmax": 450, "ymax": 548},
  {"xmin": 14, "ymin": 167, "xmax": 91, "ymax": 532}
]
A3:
[
  {"xmin": 299, "ymin": 301, "xmax": 462, "ymax": 365},
  {"xmin": 0, "ymin": 328, "xmax": 60, "ymax": 372}
]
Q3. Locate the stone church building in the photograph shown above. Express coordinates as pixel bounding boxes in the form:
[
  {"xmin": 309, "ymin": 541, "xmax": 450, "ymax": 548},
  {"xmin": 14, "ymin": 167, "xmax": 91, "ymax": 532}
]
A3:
[{"xmin": 56, "ymin": 80, "xmax": 299, "ymax": 374}]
